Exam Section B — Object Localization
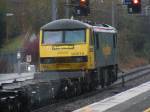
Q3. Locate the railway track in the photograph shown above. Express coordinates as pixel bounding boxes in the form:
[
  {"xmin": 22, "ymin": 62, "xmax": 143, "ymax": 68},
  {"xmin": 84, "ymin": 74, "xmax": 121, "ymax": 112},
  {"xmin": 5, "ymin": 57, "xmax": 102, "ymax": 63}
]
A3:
[
  {"xmin": 32, "ymin": 65, "xmax": 150, "ymax": 112},
  {"xmin": 0, "ymin": 65, "xmax": 150, "ymax": 112}
]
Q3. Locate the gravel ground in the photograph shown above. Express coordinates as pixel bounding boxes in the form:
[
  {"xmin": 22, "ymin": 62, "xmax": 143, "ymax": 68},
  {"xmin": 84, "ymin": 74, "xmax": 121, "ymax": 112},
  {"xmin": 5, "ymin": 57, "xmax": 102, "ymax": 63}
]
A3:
[{"xmin": 49, "ymin": 73, "xmax": 150, "ymax": 112}]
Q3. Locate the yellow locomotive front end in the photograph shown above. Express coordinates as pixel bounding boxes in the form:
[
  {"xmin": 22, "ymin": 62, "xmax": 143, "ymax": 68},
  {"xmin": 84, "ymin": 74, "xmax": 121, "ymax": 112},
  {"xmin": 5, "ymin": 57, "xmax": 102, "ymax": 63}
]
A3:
[{"xmin": 39, "ymin": 19, "xmax": 95, "ymax": 72}]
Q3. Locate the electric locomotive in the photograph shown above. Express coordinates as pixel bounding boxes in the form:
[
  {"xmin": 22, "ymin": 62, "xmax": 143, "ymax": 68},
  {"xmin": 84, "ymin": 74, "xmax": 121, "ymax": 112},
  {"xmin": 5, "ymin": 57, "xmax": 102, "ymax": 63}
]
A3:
[{"xmin": 39, "ymin": 19, "xmax": 118, "ymax": 90}]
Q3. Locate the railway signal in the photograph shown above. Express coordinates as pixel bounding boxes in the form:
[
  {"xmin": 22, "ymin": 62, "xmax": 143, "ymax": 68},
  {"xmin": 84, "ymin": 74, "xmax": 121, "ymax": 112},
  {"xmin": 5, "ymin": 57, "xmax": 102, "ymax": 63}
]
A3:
[
  {"xmin": 127, "ymin": 0, "xmax": 141, "ymax": 14},
  {"xmin": 72, "ymin": 0, "xmax": 90, "ymax": 16}
]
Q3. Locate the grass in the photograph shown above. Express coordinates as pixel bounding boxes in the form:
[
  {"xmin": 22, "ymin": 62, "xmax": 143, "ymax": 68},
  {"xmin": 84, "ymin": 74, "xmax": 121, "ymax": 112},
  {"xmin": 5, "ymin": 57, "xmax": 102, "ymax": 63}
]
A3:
[{"xmin": 0, "ymin": 36, "xmax": 24, "ymax": 53}]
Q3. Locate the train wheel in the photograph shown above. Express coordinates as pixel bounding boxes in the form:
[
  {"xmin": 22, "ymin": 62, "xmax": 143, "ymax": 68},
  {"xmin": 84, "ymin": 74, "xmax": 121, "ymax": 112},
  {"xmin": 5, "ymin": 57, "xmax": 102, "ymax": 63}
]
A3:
[
  {"xmin": 74, "ymin": 80, "xmax": 81, "ymax": 96},
  {"xmin": 89, "ymin": 71, "xmax": 97, "ymax": 91},
  {"xmin": 109, "ymin": 65, "xmax": 118, "ymax": 84},
  {"xmin": 106, "ymin": 68, "xmax": 111, "ymax": 87},
  {"xmin": 100, "ymin": 68, "xmax": 111, "ymax": 88},
  {"xmin": 100, "ymin": 69, "xmax": 105, "ymax": 88}
]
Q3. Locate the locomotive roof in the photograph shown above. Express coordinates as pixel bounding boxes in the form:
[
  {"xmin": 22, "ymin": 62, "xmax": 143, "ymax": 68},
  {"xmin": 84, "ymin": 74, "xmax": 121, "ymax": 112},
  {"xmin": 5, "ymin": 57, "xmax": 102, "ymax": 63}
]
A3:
[
  {"xmin": 93, "ymin": 25, "xmax": 117, "ymax": 33},
  {"xmin": 41, "ymin": 19, "xmax": 117, "ymax": 33},
  {"xmin": 41, "ymin": 19, "xmax": 92, "ymax": 30}
]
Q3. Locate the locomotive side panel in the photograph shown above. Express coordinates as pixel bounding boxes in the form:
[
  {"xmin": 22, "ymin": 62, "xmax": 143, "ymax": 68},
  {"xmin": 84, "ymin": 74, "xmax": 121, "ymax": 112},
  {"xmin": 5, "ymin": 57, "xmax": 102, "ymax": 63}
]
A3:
[{"xmin": 93, "ymin": 31, "xmax": 117, "ymax": 68}]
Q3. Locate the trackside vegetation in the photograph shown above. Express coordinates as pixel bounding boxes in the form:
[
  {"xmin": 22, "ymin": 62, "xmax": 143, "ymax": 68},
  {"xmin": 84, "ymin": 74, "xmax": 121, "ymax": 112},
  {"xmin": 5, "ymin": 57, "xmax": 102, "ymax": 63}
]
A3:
[{"xmin": 0, "ymin": 0, "xmax": 150, "ymax": 70}]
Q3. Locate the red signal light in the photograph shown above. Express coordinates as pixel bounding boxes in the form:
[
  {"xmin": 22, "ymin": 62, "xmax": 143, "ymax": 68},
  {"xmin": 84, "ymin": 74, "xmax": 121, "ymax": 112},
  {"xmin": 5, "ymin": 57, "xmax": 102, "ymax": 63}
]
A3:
[
  {"xmin": 80, "ymin": 0, "xmax": 87, "ymax": 7},
  {"xmin": 80, "ymin": 0, "xmax": 86, "ymax": 3},
  {"xmin": 132, "ymin": 0, "xmax": 140, "ymax": 5}
]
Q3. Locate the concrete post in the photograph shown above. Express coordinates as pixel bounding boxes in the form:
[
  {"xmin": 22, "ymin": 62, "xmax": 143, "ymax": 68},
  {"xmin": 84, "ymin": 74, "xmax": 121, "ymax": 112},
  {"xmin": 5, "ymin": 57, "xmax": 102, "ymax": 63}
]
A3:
[
  {"xmin": 51, "ymin": 0, "xmax": 57, "ymax": 21},
  {"xmin": 112, "ymin": 1, "xmax": 115, "ymax": 27}
]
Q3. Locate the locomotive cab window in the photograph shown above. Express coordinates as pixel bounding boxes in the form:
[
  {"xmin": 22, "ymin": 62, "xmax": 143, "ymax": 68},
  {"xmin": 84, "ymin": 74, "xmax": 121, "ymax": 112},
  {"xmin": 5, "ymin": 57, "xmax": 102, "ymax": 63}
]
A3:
[
  {"xmin": 43, "ymin": 31, "xmax": 63, "ymax": 44},
  {"xmin": 65, "ymin": 30, "xmax": 85, "ymax": 43},
  {"xmin": 42, "ymin": 29, "xmax": 85, "ymax": 44}
]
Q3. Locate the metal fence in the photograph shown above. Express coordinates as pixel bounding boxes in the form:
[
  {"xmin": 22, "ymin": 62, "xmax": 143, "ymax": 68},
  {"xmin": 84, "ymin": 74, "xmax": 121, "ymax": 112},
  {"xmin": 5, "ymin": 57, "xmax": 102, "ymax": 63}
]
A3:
[
  {"xmin": 0, "ymin": 51, "xmax": 37, "ymax": 73},
  {"xmin": 0, "ymin": 52, "xmax": 17, "ymax": 73}
]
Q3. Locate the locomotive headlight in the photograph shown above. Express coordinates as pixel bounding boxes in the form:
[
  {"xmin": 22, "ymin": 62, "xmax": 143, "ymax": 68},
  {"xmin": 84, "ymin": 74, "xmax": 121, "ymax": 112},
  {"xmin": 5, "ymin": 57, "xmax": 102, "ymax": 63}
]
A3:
[
  {"xmin": 76, "ymin": 57, "xmax": 83, "ymax": 62},
  {"xmin": 40, "ymin": 58, "xmax": 54, "ymax": 64},
  {"xmin": 75, "ymin": 56, "xmax": 88, "ymax": 63}
]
